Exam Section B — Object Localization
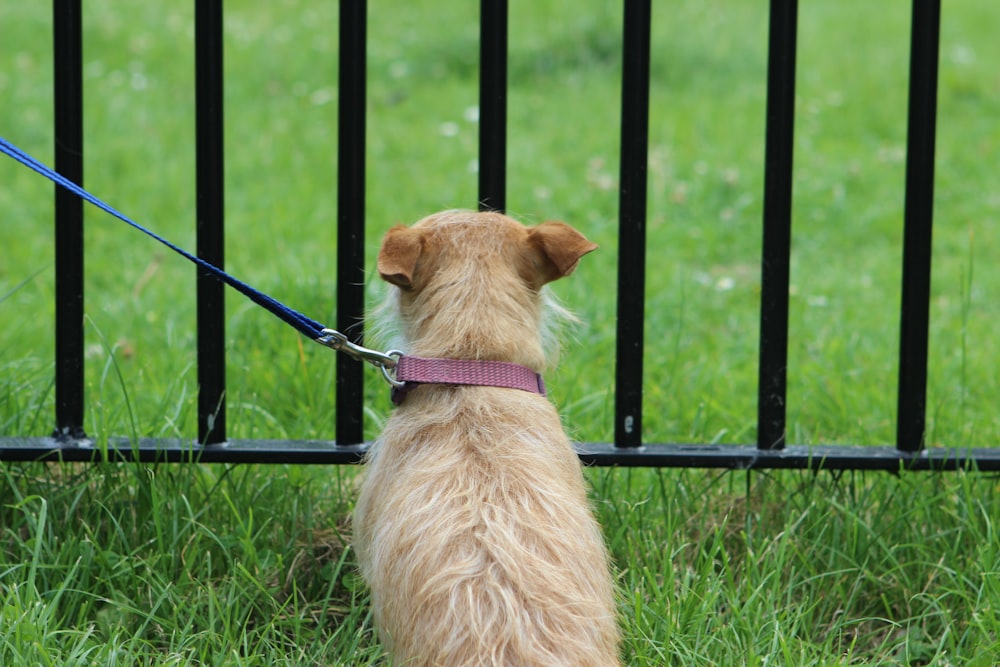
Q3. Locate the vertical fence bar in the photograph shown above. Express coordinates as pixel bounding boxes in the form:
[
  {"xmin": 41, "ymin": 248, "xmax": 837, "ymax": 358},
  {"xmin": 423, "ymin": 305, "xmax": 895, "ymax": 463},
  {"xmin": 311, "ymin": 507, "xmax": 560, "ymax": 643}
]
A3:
[
  {"xmin": 195, "ymin": 0, "xmax": 227, "ymax": 444},
  {"xmin": 614, "ymin": 0, "xmax": 651, "ymax": 448},
  {"xmin": 52, "ymin": 0, "xmax": 86, "ymax": 440},
  {"xmin": 478, "ymin": 0, "xmax": 507, "ymax": 213},
  {"xmin": 756, "ymin": 0, "xmax": 798, "ymax": 451},
  {"xmin": 336, "ymin": 0, "xmax": 367, "ymax": 445},
  {"xmin": 896, "ymin": 0, "xmax": 941, "ymax": 452}
]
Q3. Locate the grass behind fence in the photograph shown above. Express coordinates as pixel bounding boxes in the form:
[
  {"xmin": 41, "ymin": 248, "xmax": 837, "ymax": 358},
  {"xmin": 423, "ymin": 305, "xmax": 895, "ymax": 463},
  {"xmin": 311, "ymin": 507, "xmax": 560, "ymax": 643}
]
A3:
[{"xmin": 2, "ymin": 0, "xmax": 1000, "ymax": 664}]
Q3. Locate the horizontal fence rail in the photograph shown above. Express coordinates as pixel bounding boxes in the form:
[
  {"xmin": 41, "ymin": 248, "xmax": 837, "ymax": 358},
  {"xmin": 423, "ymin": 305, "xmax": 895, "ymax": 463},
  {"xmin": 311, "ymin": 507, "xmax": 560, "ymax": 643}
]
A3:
[{"xmin": 3, "ymin": 0, "xmax": 998, "ymax": 470}]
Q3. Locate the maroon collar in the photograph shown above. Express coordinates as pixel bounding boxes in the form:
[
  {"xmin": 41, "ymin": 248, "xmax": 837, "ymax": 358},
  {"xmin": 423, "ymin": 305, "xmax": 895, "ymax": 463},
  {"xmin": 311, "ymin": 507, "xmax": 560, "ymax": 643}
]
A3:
[{"xmin": 390, "ymin": 355, "xmax": 546, "ymax": 406}]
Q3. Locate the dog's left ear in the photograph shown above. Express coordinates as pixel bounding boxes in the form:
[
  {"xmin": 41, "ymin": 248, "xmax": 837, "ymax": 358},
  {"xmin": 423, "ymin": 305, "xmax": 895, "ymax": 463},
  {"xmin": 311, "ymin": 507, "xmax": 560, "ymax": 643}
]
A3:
[
  {"xmin": 378, "ymin": 225, "xmax": 424, "ymax": 289},
  {"xmin": 527, "ymin": 221, "xmax": 599, "ymax": 286}
]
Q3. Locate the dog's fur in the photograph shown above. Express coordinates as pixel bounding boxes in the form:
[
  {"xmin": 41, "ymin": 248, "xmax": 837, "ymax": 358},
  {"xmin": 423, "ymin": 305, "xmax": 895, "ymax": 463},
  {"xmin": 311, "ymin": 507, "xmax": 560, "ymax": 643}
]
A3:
[{"xmin": 353, "ymin": 210, "xmax": 620, "ymax": 666}]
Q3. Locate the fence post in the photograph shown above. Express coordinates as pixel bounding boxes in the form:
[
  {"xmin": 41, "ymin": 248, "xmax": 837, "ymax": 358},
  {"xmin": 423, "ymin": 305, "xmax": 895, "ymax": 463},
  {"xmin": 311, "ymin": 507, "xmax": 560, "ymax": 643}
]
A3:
[
  {"xmin": 478, "ymin": 0, "xmax": 508, "ymax": 213},
  {"xmin": 896, "ymin": 0, "xmax": 941, "ymax": 452},
  {"xmin": 614, "ymin": 0, "xmax": 651, "ymax": 449},
  {"xmin": 336, "ymin": 0, "xmax": 368, "ymax": 445},
  {"xmin": 756, "ymin": 0, "xmax": 798, "ymax": 451},
  {"xmin": 52, "ymin": 0, "xmax": 86, "ymax": 441},
  {"xmin": 195, "ymin": 0, "xmax": 227, "ymax": 444}
]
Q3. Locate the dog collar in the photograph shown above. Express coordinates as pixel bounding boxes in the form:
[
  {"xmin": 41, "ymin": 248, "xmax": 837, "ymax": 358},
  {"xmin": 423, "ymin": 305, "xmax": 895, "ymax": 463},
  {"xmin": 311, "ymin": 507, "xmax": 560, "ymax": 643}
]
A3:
[{"xmin": 390, "ymin": 355, "xmax": 546, "ymax": 406}]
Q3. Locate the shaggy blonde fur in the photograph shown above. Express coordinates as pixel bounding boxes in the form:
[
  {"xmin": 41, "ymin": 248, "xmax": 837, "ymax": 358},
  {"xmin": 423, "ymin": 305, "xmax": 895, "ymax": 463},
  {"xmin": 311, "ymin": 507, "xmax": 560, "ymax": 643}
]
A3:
[{"xmin": 353, "ymin": 210, "xmax": 620, "ymax": 666}]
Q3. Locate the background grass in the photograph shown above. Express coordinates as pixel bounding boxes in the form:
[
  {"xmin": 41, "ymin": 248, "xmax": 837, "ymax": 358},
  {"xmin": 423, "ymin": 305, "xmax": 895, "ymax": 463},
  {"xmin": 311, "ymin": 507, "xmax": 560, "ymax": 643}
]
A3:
[{"xmin": 2, "ymin": 0, "xmax": 1000, "ymax": 664}]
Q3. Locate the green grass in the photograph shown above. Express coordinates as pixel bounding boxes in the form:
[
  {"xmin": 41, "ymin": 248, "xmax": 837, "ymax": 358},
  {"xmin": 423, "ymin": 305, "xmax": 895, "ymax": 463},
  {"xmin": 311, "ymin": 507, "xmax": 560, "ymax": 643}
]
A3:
[{"xmin": 2, "ymin": 0, "xmax": 1000, "ymax": 663}]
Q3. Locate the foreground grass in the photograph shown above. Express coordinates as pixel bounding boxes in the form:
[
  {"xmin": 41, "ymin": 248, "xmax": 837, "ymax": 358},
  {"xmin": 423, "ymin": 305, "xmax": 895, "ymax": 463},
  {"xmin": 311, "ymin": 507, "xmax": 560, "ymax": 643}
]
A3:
[
  {"xmin": 2, "ymin": 0, "xmax": 1000, "ymax": 664},
  {"xmin": 1, "ymin": 463, "xmax": 378, "ymax": 665},
  {"xmin": 600, "ymin": 468, "xmax": 1000, "ymax": 665},
  {"xmin": 4, "ymin": 463, "xmax": 999, "ymax": 665}
]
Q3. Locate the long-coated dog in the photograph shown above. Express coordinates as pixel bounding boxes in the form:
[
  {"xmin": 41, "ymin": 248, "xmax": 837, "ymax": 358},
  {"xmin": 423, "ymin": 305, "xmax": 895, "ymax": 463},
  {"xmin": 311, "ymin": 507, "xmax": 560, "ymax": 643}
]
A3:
[{"xmin": 354, "ymin": 209, "xmax": 620, "ymax": 666}]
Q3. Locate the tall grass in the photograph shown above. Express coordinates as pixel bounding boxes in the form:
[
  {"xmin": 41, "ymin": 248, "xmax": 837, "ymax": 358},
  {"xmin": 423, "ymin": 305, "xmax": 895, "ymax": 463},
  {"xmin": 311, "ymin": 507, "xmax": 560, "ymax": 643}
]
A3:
[{"xmin": 2, "ymin": 0, "xmax": 1000, "ymax": 663}]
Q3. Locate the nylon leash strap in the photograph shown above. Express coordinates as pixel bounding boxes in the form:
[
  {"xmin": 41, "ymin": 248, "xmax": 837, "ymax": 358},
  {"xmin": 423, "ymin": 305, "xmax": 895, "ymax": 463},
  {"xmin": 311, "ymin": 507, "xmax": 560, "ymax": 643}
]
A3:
[{"xmin": 0, "ymin": 135, "xmax": 398, "ymax": 374}]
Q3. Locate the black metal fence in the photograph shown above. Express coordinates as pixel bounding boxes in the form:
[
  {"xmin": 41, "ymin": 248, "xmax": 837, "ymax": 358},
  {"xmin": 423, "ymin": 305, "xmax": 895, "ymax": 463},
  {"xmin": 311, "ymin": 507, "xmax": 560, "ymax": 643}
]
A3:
[{"xmin": 2, "ymin": 0, "xmax": 995, "ymax": 470}]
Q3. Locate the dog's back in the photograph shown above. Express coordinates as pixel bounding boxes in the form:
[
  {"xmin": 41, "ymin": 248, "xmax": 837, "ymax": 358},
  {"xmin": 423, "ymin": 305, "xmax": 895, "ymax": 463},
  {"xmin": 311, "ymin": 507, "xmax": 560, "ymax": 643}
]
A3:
[{"xmin": 354, "ymin": 211, "xmax": 620, "ymax": 666}]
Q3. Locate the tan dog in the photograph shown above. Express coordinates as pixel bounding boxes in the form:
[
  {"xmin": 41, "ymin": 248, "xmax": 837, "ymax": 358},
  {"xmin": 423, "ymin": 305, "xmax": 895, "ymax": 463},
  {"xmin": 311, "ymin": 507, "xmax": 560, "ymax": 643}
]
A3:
[{"xmin": 354, "ymin": 210, "xmax": 620, "ymax": 666}]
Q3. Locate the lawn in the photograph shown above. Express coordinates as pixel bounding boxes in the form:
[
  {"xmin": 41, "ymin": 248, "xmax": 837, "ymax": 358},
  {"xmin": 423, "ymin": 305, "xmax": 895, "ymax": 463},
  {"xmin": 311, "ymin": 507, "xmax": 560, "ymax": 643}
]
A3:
[{"xmin": 2, "ymin": 0, "xmax": 1000, "ymax": 664}]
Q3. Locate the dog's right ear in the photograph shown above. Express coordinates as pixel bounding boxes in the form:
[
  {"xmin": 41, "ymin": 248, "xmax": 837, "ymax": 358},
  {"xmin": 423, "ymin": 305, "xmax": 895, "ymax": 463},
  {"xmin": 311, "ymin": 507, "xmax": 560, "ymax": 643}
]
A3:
[
  {"xmin": 527, "ymin": 221, "xmax": 599, "ymax": 286},
  {"xmin": 377, "ymin": 225, "xmax": 424, "ymax": 289}
]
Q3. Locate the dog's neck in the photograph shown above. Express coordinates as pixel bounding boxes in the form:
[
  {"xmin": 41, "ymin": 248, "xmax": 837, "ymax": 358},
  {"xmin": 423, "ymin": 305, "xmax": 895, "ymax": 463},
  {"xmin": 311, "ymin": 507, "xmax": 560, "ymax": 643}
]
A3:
[{"xmin": 394, "ymin": 279, "xmax": 549, "ymax": 371}]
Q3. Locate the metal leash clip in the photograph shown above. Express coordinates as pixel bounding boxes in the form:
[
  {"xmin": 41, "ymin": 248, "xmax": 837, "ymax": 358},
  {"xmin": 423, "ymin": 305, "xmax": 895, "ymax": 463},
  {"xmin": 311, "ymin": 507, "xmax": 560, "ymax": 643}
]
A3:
[{"xmin": 316, "ymin": 328, "xmax": 406, "ymax": 387}]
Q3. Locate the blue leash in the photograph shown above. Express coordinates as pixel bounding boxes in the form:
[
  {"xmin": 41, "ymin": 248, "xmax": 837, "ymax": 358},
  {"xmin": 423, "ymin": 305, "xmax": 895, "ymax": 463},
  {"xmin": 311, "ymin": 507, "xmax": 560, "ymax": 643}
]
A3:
[{"xmin": 0, "ymin": 135, "xmax": 399, "ymax": 372}]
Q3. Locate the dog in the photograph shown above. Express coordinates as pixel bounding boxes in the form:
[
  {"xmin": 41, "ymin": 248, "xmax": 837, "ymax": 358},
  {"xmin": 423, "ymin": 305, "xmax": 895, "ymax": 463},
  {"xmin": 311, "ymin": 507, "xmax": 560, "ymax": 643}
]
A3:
[{"xmin": 353, "ymin": 210, "xmax": 620, "ymax": 666}]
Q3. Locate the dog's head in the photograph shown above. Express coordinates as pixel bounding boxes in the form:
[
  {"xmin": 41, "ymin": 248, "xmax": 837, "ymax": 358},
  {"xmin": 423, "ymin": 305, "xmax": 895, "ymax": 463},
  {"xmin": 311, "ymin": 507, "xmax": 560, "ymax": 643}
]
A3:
[{"xmin": 375, "ymin": 210, "xmax": 597, "ymax": 367}]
